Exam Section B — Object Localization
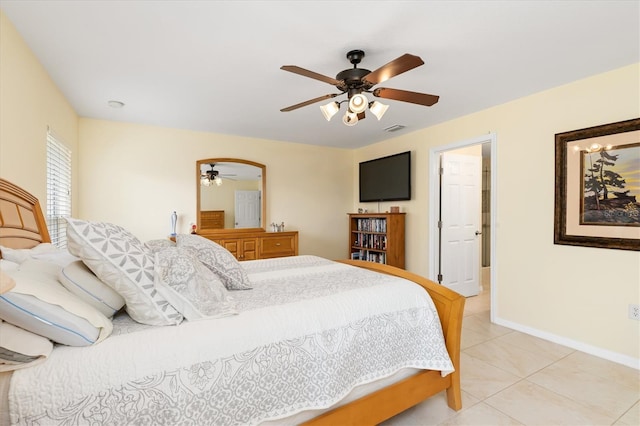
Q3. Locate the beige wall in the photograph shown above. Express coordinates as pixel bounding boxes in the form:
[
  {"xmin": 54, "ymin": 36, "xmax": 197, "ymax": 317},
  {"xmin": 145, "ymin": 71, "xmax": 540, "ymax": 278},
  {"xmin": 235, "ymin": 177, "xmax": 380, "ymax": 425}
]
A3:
[
  {"xmin": 354, "ymin": 63, "xmax": 640, "ymax": 364},
  {"xmin": 77, "ymin": 119, "xmax": 353, "ymax": 259},
  {"xmin": 0, "ymin": 11, "xmax": 79, "ymax": 211}
]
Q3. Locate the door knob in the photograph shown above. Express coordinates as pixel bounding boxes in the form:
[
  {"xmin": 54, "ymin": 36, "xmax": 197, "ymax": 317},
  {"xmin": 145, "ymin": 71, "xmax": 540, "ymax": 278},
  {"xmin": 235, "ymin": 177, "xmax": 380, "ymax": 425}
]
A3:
[{"xmin": 475, "ymin": 231, "xmax": 482, "ymax": 236}]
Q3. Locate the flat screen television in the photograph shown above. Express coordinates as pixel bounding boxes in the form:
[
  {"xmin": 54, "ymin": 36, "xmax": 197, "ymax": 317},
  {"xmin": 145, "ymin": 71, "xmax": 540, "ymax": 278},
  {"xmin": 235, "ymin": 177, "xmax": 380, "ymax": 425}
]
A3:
[{"xmin": 359, "ymin": 151, "xmax": 411, "ymax": 202}]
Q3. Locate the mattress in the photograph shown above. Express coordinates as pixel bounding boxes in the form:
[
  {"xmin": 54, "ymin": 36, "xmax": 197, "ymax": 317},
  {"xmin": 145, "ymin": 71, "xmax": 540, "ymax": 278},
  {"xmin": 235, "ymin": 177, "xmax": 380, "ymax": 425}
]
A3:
[{"xmin": 8, "ymin": 256, "xmax": 453, "ymax": 425}]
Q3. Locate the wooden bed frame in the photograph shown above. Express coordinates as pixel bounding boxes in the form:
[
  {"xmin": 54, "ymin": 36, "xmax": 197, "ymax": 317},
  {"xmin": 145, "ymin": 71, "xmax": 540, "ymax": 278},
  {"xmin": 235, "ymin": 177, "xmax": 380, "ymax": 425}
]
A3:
[{"xmin": 0, "ymin": 177, "xmax": 464, "ymax": 425}]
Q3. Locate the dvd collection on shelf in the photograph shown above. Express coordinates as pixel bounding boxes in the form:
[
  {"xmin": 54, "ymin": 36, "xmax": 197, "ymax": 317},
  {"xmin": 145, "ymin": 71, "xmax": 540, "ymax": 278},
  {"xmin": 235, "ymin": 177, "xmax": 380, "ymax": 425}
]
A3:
[
  {"xmin": 351, "ymin": 218, "xmax": 388, "ymax": 264},
  {"xmin": 355, "ymin": 218, "xmax": 387, "ymax": 233},
  {"xmin": 353, "ymin": 233, "xmax": 387, "ymax": 250},
  {"xmin": 350, "ymin": 250, "xmax": 386, "ymax": 264},
  {"xmin": 348, "ymin": 212, "xmax": 404, "ymax": 268}
]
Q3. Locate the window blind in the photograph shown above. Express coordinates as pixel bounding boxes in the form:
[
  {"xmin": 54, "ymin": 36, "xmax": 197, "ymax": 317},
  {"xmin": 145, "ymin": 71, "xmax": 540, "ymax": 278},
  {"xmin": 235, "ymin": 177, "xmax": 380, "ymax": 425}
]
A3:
[{"xmin": 46, "ymin": 131, "xmax": 72, "ymax": 248}]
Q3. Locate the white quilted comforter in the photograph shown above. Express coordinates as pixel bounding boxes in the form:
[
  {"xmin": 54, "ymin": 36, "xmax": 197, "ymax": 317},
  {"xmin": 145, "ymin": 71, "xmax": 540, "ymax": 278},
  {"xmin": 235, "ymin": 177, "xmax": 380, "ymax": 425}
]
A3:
[{"xmin": 9, "ymin": 256, "xmax": 453, "ymax": 425}]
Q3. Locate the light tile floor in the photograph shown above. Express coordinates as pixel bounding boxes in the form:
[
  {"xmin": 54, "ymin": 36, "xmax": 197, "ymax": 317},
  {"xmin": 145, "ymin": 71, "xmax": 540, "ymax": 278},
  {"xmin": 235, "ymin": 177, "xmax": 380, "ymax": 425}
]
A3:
[{"xmin": 382, "ymin": 288, "xmax": 640, "ymax": 426}]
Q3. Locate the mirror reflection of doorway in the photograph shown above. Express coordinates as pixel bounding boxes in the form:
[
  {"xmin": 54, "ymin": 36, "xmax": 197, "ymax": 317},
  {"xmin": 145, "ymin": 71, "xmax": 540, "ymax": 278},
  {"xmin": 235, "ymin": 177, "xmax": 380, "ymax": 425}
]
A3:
[{"xmin": 235, "ymin": 190, "xmax": 261, "ymax": 228}]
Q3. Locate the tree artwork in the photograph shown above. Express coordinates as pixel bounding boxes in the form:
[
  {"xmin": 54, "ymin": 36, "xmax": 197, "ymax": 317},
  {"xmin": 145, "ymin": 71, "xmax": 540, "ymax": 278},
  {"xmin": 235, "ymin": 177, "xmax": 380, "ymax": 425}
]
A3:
[{"xmin": 581, "ymin": 143, "xmax": 640, "ymax": 225}]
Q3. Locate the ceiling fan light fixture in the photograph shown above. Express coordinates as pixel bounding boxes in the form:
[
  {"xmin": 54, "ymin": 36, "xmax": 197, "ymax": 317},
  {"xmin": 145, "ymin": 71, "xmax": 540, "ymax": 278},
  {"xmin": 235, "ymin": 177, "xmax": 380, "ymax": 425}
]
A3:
[
  {"xmin": 369, "ymin": 101, "xmax": 389, "ymax": 120},
  {"xmin": 214, "ymin": 176, "xmax": 223, "ymax": 186},
  {"xmin": 348, "ymin": 93, "xmax": 368, "ymax": 113},
  {"xmin": 320, "ymin": 101, "xmax": 340, "ymax": 121},
  {"xmin": 342, "ymin": 111, "xmax": 359, "ymax": 126}
]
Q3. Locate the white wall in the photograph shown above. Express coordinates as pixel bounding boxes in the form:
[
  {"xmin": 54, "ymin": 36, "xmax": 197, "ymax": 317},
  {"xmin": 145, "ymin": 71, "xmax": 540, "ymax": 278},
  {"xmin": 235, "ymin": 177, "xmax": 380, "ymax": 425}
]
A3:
[
  {"xmin": 354, "ymin": 64, "xmax": 640, "ymax": 364},
  {"xmin": 77, "ymin": 119, "xmax": 353, "ymax": 259}
]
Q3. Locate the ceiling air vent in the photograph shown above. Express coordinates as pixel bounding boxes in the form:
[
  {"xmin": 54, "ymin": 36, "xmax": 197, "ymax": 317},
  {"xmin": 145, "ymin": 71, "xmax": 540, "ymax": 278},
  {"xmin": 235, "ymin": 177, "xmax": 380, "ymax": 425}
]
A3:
[{"xmin": 383, "ymin": 125, "xmax": 406, "ymax": 133}]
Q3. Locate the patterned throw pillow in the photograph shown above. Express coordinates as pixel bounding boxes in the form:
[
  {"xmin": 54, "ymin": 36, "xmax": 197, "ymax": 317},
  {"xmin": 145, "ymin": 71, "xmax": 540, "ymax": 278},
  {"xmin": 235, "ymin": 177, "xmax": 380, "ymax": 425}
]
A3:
[
  {"xmin": 154, "ymin": 247, "xmax": 237, "ymax": 321},
  {"xmin": 176, "ymin": 234, "xmax": 252, "ymax": 290},
  {"xmin": 145, "ymin": 238, "xmax": 176, "ymax": 253},
  {"xmin": 66, "ymin": 218, "xmax": 183, "ymax": 326}
]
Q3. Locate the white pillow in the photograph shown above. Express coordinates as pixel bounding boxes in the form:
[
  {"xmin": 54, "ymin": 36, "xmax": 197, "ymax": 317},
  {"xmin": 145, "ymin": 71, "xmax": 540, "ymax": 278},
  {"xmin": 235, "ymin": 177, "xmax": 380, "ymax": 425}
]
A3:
[
  {"xmin": 0, "ymin": 245, "xmax": 31, "ymax": 264},
  {"xmin": 0, "ymin": 259, "xmax": 20, "ymax": 275},
  {"xmin": 66, "ymin": 218, "xmax": 183, "ymax": 326},
  {"xmin": 0, "ymin": 320, "xmax": 53, "ymax": 372},
  {"xmin": 0, "ymin": 268, "xmax": 16, "ymax": 294},
  {"xmin": 58, "ymin": 261, "xmax": 125, "ymax": 318},
  {"xmin": 0, "ymin": 243, "xmax": 78, "ymax": 267},
  {"xmin": 176, "ymin": 234, "xmax": 252, "ymax": 290},
  {"xmin": 0, "ymin": 260, "xmax": 112, "ymax": 346},
  {"xmin": 154, "ymin": 247, "xmax": 237, "ymax": 321}
]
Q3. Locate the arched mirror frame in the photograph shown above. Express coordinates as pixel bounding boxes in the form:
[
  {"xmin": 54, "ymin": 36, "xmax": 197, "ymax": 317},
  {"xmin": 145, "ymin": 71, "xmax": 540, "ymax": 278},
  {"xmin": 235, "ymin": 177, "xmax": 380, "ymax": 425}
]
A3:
[{"xmin": 196, "ymin": 158, "xmax": 267, "ymax": 234}]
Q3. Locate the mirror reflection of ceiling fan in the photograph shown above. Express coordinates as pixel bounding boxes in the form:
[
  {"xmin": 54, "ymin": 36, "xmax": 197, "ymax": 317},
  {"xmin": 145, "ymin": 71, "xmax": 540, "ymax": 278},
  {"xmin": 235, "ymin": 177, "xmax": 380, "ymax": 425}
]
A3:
[
  {"xmin": 280, "ymin": 49, "xmax": 439, "ymax": 126},
  {"xmin": 200, "ymin": 163, "xmax": 237, "ymax": 187}
]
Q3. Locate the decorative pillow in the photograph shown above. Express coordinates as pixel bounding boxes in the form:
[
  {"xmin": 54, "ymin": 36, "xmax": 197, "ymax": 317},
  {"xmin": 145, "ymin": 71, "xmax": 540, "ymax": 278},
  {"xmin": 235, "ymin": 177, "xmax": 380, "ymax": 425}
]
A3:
[
  {"xmin": 145, "ymin": 238, "xmax": 176, "ymax": 253},
  {"xmin": 0, "ymin": 320, "xmax": 53, "ymax": 372},
  {"xmin": 176, "ymin": 234, "xmax": 252, "ymax": 290},
  {"xmin": 153, "ymin": 247, "xmax": 237, "ymax": 321},
  {"xmin": 66, "ymin": 218, "xmax": 183, "ymax": 326},
  {"xmin": 58, "ymin": 261, "xmax": 126, "ymax": 318},
  {"xmin": 0, "ymin": 260, "xmax": 112, "ymax": 346}
]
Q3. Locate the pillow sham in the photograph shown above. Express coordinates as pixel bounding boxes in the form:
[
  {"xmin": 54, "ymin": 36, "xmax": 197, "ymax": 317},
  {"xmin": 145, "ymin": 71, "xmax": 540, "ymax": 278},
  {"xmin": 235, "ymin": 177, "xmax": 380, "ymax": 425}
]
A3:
[
  {"xmin": 0, "ymin": 260, "xmax": 112, "ymax": 346},
  {"xmin": 66, "ymin": 218, "xmax": 182, "ymax": 326},
  {"xmin": 0, "ymin": 320, "xmax": 53, "ymax": 372},
  {"xmin": 58, "ymin": 261, "xmax": 126, "ymax": 318},
  {"xmin": 145, "ymin": 238, "xmax": 176, "ymax": 253},
  {"xmin": 153, "ymin": 247, "xmax": 237, "ymax": 321},
  {"xmin": 176, "ymin": 234, "xmax": 252, "ymax": 290}
]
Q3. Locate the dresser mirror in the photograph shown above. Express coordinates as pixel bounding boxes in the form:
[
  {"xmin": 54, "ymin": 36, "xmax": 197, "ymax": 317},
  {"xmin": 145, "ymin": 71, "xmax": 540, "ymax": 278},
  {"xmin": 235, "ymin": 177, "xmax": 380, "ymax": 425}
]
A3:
[{"xmin": 196, "ymin": 158, "xmax": 266, "ymax": 233}]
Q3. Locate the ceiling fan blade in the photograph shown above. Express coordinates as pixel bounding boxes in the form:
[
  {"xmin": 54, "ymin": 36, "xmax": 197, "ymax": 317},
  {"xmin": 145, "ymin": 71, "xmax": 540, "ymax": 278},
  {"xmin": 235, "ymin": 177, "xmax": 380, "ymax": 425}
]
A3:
[
  {"xmin": 280, "ymin": 93, "xmax": 339, "ymax": 112},
  {"xmin": 281, "ymin": 65, "xmax": 342, "ymax": 86},
  {"xmin": 363, "ymin": 54, "xmax": 424, "ymax": 86},
  {"xmin": 373, "ymin": 87, "xmax": 439, "ymax": 107}
]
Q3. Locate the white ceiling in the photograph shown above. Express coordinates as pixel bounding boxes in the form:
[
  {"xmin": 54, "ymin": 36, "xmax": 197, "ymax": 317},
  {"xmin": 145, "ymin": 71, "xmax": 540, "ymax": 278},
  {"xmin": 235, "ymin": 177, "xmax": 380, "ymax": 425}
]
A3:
[{"xmin": 1, "ymin": 1, "xmax": 638, "ymax": 149}]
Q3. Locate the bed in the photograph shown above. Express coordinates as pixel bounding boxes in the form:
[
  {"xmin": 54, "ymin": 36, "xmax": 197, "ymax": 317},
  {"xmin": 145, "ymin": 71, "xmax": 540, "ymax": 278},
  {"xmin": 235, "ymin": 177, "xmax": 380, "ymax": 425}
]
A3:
[{"xmin": 0, "ymin": 178, "xmax": 464, "ymax": 425}]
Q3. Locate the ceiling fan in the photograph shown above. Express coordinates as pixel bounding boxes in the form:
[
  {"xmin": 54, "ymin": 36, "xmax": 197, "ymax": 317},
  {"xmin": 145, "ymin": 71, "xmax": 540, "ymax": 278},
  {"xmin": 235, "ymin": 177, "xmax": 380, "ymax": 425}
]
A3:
[
  {"xmin": 201, "ymin": 163, "xmax": 237, "ymax": 186},
  {"xmin": 280, "ymin": 49, "xmax": 439, "ymax": 125}
]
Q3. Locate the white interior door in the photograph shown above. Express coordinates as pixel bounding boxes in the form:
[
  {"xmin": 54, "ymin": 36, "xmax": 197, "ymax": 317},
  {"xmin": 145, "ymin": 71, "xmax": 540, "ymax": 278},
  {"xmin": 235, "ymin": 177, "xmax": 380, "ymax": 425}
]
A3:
[
  {"xmin": 234, "ymin": 190, "xmax": 261, "ymax": 228},
  {"xmin": 440, "ymin": 153, "xmax": 482, "ymax": 296}
]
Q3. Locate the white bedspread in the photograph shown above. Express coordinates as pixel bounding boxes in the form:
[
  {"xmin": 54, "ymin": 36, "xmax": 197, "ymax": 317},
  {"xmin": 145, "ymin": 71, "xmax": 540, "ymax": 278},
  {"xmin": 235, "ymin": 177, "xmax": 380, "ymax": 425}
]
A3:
[{"xmin": 9, "ymin": 256, "xmax": 453, "ymax": 425}]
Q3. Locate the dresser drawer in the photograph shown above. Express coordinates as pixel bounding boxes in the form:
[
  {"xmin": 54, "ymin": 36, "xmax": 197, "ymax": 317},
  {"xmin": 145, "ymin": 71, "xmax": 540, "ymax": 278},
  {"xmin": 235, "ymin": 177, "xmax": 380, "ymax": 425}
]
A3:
[
  {"xmin": 200, "ymin": 210, "xmax": 225, "ymax": 230},
  {"xmin": 259, "ymin": 233, "xmax": 298, "ymax": 258},
  {"xmin": 199, "ymin": 231, "xmax": 298, "ymax": 260}
]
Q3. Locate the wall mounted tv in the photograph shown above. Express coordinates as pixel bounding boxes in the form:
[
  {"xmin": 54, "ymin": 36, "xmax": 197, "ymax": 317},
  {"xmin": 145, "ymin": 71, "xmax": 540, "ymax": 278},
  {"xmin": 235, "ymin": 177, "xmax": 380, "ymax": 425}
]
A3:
[{"xmin": 359, "ymin": 151, "xmax": 411, "ymax": 202}]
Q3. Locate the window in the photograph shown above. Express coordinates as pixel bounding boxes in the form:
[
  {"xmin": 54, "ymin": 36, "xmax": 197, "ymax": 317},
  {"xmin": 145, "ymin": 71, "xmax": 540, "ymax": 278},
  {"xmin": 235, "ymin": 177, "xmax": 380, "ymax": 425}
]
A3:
[{"xmin": 46, "ymin": 131, "xmax": 72, "ymax": 248}]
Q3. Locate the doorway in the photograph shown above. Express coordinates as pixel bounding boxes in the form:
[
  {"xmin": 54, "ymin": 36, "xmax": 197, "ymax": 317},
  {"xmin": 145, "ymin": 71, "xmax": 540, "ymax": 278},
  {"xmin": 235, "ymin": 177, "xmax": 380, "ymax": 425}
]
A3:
[
  {"xmin": 429, "ymin": 134, "xmax": 497, "ymax": 318},
  {"xmin": 234, "ymin": 190, "xmax": 261, "ymax": 228}
]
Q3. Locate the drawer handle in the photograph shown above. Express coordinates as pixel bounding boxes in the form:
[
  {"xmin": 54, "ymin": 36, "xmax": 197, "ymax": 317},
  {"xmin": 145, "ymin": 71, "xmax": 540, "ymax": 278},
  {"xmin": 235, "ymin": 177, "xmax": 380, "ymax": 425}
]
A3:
[{"xmin": 275, "ymin": 243, "xmax": 281, "ymax": 246}]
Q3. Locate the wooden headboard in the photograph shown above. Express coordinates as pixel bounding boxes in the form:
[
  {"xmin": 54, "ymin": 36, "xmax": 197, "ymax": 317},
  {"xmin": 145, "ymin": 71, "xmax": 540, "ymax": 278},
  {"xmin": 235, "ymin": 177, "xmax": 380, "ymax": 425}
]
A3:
[{"xmin": 0, "ymin": 178, "xmax": 50, "ymax": 250}]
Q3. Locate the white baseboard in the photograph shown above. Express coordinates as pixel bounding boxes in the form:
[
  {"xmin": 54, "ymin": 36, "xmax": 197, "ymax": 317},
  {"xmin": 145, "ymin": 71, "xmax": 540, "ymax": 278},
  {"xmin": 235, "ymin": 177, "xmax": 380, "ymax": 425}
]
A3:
[{"xmin": 492, "ymin": 316, "xmax": 640, "ymax": 370}]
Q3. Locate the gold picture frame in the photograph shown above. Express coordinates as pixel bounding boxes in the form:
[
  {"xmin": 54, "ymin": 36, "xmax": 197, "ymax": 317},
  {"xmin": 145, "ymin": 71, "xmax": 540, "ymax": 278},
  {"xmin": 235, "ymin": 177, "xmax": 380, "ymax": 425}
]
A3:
[{"xmin": 554, "ymin": 118, "xmax": 640, "ymax": 251}]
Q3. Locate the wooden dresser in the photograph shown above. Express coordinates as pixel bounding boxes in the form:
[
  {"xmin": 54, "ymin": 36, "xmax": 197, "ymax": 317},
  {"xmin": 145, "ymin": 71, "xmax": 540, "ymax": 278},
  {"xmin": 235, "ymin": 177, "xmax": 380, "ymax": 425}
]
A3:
[
  {"xmin": 199, "ymin": 230, "xmax": 298, "ymax": 261},
  {"xmin": 200, "ymin": 210, "xmax": 225, "ymax": 230}
]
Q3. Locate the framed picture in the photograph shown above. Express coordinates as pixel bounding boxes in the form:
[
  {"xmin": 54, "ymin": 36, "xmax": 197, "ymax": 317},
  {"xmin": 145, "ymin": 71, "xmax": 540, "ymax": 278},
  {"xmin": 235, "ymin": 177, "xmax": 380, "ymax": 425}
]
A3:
[{"xmin": 554, "ymin": 118, "xmax": 640, "ymax": 251}]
